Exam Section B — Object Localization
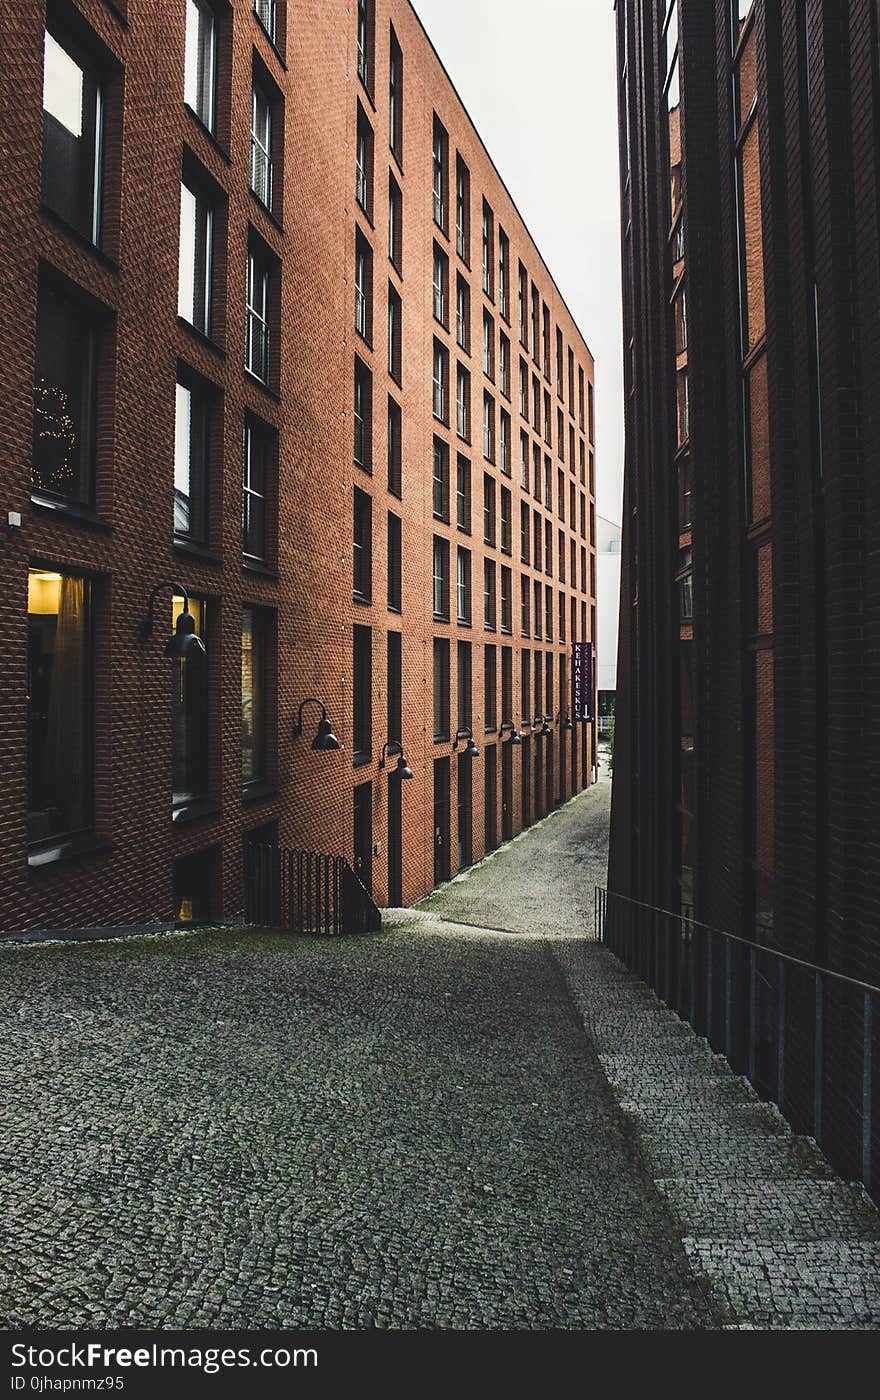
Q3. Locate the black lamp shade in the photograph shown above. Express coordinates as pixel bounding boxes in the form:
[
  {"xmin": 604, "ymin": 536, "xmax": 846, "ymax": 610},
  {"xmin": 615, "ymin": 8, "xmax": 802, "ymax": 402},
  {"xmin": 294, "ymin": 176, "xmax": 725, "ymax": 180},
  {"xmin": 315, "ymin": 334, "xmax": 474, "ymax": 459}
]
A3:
[
  {"xmin": 313, "ymin": 717, "xmax": 340, "ymax": 751},
  {"xmin": 465, "ymin": 737, "xmax": 480, "ymax": 759},
  {"xmin": 165, "ymin": 609, "xmax": 206, "ymax": 660},
  {"xmin": 395, "ymin": 753, "xmax": 414, "ymax": 780}
]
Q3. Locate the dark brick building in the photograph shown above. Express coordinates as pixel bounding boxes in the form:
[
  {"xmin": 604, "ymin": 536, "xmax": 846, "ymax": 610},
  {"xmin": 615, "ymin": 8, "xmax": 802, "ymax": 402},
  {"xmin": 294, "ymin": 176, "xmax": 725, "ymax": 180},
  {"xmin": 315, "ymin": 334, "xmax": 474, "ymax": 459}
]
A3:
[
  {"xmin": 0, "ymin": 0, "xmax": 597, "ymax": 936},
  {"xmin": 610, "ymin": 0, "xmax": 880, "ymax": 1184}
]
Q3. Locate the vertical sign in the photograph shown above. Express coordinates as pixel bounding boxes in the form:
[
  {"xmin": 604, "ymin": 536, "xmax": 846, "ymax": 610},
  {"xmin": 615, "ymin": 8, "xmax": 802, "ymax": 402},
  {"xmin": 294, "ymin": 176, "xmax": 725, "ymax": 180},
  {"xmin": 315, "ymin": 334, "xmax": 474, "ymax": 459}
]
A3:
[{"xmin": 571, "ymin": 641, "xmax": 594, "ymax": 722}]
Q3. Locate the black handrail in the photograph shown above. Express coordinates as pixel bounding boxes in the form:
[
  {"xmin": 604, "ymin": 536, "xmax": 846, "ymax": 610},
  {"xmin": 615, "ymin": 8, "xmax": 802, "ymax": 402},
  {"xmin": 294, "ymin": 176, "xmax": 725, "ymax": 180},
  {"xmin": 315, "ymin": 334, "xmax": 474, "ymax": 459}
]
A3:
[
  {"xmin": 595, "ymin": 885, "xmax": 879, "ymax": 1203},
  {"xmin": 245, "ymin": 845, "xmax": 381, "ymax": 936}
]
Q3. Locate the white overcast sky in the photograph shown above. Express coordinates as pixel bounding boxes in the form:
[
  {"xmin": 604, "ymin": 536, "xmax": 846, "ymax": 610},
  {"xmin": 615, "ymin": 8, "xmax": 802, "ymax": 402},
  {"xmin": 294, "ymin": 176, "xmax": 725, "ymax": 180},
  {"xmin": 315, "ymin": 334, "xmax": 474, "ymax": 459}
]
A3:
[{"xmin": 411, "ymin": 0, "xmax": 624, "ymax": 524}]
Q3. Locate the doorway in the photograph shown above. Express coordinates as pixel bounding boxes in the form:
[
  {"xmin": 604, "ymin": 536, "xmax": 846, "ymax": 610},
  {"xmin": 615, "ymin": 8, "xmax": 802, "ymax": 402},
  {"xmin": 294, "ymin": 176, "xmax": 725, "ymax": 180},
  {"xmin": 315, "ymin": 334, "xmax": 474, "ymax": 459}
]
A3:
[
  {"xmin": 457, "ymin": 752, "xmax": 473, "ymax": 870},
  {"xmin": 501, "ymin": 741, "xmax": 513, "ymax": 840},
  {"xmin": 484, "ymin": 743, "xmax": 497, "ymax": 852},
  {"xmin": 353, "ymin": 781, "xmax": 373, "ymax": 895},
  {"xmin": 433, "ymin": 757, "xmax": 450, "ymax": 885},
  {"xmin": 387, "ymin": 774, "xmax": 402, "ymax": 907}
]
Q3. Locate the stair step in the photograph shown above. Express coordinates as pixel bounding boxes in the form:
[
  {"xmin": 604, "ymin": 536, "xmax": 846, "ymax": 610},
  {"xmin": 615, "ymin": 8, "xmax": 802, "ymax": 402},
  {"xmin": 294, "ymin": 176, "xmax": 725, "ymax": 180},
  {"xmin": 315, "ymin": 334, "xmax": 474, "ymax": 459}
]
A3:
[
  {"xmin": 656, "ymin": 1178, "xmax": 880, "ymax": 1242},
  {"xmin": 682, "ymin": 1239, "xmax": 880, "ymax": 1328},
  {"xmin": 619, "ymin": 1100, "xmax": 791, "ymax": 1137},
  {"xmin": 639, "ymin": 1130, "xmax": 835, "ymax": 1180}
]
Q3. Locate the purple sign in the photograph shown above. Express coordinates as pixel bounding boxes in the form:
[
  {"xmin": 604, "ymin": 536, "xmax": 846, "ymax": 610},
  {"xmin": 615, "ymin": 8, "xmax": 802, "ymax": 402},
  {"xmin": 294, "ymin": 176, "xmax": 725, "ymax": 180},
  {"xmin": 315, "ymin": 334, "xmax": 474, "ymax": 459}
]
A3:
[{"xmin": 571, "ymin": 642, "xmax": 594, "ymax": 722}]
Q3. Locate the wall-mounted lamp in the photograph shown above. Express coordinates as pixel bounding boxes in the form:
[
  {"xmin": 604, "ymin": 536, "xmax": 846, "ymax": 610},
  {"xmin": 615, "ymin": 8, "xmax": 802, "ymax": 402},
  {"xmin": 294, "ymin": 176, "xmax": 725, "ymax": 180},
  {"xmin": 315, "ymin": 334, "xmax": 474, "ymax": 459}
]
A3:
[
  {"xmin": 556, "ymin": 709, "xmax": 574, "ymax": 732},
  {"xmin": 453, "ymin": 726, "xmax": 480, "ymax": 759},
  {"xmin": 293, "ymin": 697, "xmax": 340, "ymax": 751},
  {"xmin": 499, "ymin": 720, "xmax": 522, "ymax": 746},
  {"xmin": 138, "ymin": 581, "xmax": 206, "ymax": 659},
  {"xmin": 380, "ymin": 739, "xmax": 413, "ymax": 780},
  {"xmin": 535, "ymin": 715, "xmax": 552, "ymax": 740}
]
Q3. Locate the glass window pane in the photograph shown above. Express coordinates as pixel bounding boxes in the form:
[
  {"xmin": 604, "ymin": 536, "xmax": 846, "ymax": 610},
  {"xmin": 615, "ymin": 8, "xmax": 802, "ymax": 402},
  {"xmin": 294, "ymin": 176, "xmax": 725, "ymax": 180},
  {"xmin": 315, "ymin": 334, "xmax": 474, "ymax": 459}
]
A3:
[{"xmin": 27, "ymin": 569, "xmax": 93, "ymax": 842}]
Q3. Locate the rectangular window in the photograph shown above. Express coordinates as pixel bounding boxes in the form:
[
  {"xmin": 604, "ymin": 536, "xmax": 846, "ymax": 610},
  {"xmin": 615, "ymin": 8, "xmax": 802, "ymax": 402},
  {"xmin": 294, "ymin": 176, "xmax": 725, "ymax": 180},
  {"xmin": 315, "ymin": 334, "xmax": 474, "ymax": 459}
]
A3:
[
  {"xmin": 558, "ymin": 528, "xmax": 566, "ymax": 582},
  {"xmin": 531, "ymin": 286, "xmax": 539, "ymax": 363},
  {"xmin": 484, "ymin": 646, "xmax": 498, "ymax": 733},
  {"xmin": 242, "ymin": 606, "xmax": 270, "ymax": 787},
  {"xmin": 388, "ymin": 171, "xmax": 403, "ymax": 270},
  {"xmin": 456, "ymin": 363, "xmax": 470, "ymax": 440},
  {"xmin": 545, "ymin": 518, "xmax": 553, "ymax": 576},
  {"xmin": 484, "ymin": 559, "xmax": 496, "ymax": 630},
  {"xmin": 389, "ymin": 26, "xmax": 403, "ymax": 162},
  {"xmin": 245, "ymin": 244, "xmax": 272, "ymax": 383},
  {"xmin": 521, "ymin": 575, "xmax": 530, "ymax": 635},
  {"xmin": 500, "ymin": 566, "xmax": 512, "ymax": 633},
  {"xmin": 433, "ymin": 242, "xmax": 448, "ymax": 325},
  {"xmin": 588, "ymin": 379, "xmax": 594, "ymax": 442},
  {"xmin": 184, "ymin": 0, "xmax": 217, "ymax": 132},
  {"xmin": 532, "ymin": 375, "xmax": 541, "ymax": 434},
  {"xmin": 433, "ymin": 535, "xmax": 450, "ymax": 618},
  {"xmin": 357, "ymin": 0, "xmax": 374, "ymax": 91},
  {"xmin": 556, "ymin": 326, "xmax": 563, "ymax": 397},
  {"xmin": 456, "ymin": 155, "xmax": 470, "ymax": 260},
  {"xmin": 457, "ymin": 547, "xmax": 472, "ymax": 623},
  {"xmin": 456, "ymin": 453, "xmax": 471, "ymax": 530},
  {"xmin": 533, "ymin": 443, "xmax": 542, "ymax": 502},
  {"xmin": 387, "ymin": 629, "xmax": 402, "ymax": 742},
  {"xmin": 433, "ymin": 338, "xmax": 448, "ymax": 422},
  {"xmin": 482, "ymin": 200, "xmax": 494, "ymax": 297},
  {"xmin": 457, "ymin": 641, "xmax": 472, "ymax": 729},
  {"xmin": 243, "ymin": 416, "xmax": 272, "ymax": 562},
  {"xmin": 483, "ymin": 310, "xmax": 494, "ymax": 379},
  {"xmin": 27, "ymin": 568, "xmax": 94, "ymax": 845},
  {"xmin": 433, "ymin": 115, "xmax": 448, "ymax": 230},
  {"xmin": 557, "ymin": 408, "xmax": 564, "ymax": 459},
  {"xmin": 521, "ymin": 648, "xmax": 531, "ymax": 722},
  {"xmin": 500, "ymin": 487, "xmax": 511, "ymax": 553},
  {"xmin": 174, "ymin": 379, "xmax": 209, "ymax": 543},
  {"xmin": 172, "ymin": 593, "xmax": 209, "ymax": 805},
  {"xmin": 456, "ymin": 273, "xmax": 470, "ymax": 351},
  {"xmin": 533, "ymin": 583, "xmax": 542, "ymax": 641},
  {"xmin": 42, "ymin": 28, "xmax": 104, "ymax": 245},
  {"xmin": 483, "ymin": 392, "xmax": 494, "ymax": 461},
  {"xmin": 559, "ymin": 591, "xmax": 566, "ymax": 641},
  {"xmin": 578, "ymin": 365, "xmax": 585, "ymax": 429},
  {"xmin": 388, "ymin": 282, "xmax": 402, "ymax": 382},
  {"xmin": 498, "ymin": 228, "xmax": 509, "ymax": 320},
  {"xmin": 545, "ymin": 585, "xmax": 552, "ymax": 640},
  {"xmin": 254, "ymin": 0, "xmax": 276, "ymax": 42},
  {"xmin": 432, "ymin": 437, "xmax": 449, "ymax": 519},
  {"xmin": 520, "ymin": 430, "xmax": 529, "ymax": 491},
  {"xmin": 433, "ymin": 638, "xmax": 450, "ymax": 739},
  {"xmin": 353, "ymin": 354, "xmax": 372, "ymax": 470},
  {"xmin": 499, "ymin": 333, "xmax": 510, "ymax": 398},
  {"xmin": 520, "ymin": 360, "xmax": 529, "ymax": 419},
  {"xmin": 353, "ymin": 624, "xmax": 372, "ymax": 761},
  {"xmin": 558, "ymin": 469, "xmax": 565, "ymax": 520},
  {"xmin": 355, "ymin": 227, "xmax": 372, "ymax": 340},
  {"xmin": 250, "ymin": 78, "xmax": 274, "ymax": 210},
  {"xmin": 178, "ymin": 179, "xmax": 214, "ymax": 336},
  {"xmin": 501, "ymin": 646, "xmax": 513, "ymax": 722},
  {"xmin": 499, "ymin": 409, "xmax": 511, "ymax": 475},
  {"xmin": 387, "ymin": 395, "xmax": 402, "ymax": 495},
  {"xmin": 387, "ymin": 511, "xmax": 402, "ymax": 611},
  {"xmin": 483, "ymin": 474, "xmax": 496, "ymax": 545},
  {"xmin": 520, "ymin": 502, "xmax": 530, "ymax": 564},
  {"xmin": 353, "ymin": 486, "xmax": 372, "ymax": 601},
  {"xmin": 544, "ymin": 390, "xmax": 552, "ymax": 445},
  {"xmin": 33, "ymin": 276, "xmax": 98, "ymax": 507},
  {"xmin": 356, "ymin": 102, "xmax": 373, "ymax": 216},
  {"xmin": 542, "ymin": 303, "xmax": 550, "ymax": 378},
  {"xmin": 533, "ymin": 513, "xmax": 542, "ymax": 572},
  {"xmin": 518, "ymin": 263, "xmax": 528, "ymax": 345},
  {"xmin": 580, "ymin": 545, "xmax": 587, "ymax": 593}
]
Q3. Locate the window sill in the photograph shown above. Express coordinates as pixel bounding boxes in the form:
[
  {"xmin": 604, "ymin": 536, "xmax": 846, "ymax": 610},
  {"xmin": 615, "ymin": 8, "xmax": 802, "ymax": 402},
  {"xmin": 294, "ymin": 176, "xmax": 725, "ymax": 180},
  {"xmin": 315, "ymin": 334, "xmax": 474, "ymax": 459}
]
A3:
[
  {"xmin": 242, "ymin": 781, "xmax": 278, "ymax": 806},
  {"xmin": 243, "ymin": 557, "xmax": 277, "ymax": 579},
  {"xmin": 434, "ymin": 734, "xmax": 450, "ymax": 745},
  {"xmin": 174, "ymin": 537, "xmax": 223, "ymax": 567},
  {"xmin": 31, "ymin": 494, "xmax": 111, "ymax": 531},
  {"xmin": 244, "ymin": 369, "xmax": 280, "ymax": 400},
  {"xmin": 29, "ymin": 832, "xmax": 112, "ymax": 871},
  {"xmin": 177, "ymin": 316, "xmax": 225, "ymax": 358},
  {"xmin": 433, "ymin": 614, "xmax": 449, "ymax": 624},
  {"xmin": 353, "ymin": 593, "xmax": 372, "ymax": 607},
  {"xmin": 183, "ymin": 104, "xmax": 232, "ymax": 163},
  {"xmin": 172, "ymin": 797, "xmax": 221, "ymax": 826},
  {"xmin": 39, "ymin": 204, "xmax": 119, "ymax": 270},
  {"xmin": 388, "ymin": 604, "xmax": 402, "ymax": 615},
  {"xmin": 354, "ymin": 460, "xmax": 373, "ymax": 477},
  {"xmin": 254, "ymin": 13, "xmax": 287, "ymax": 70},
  {"xmin": 353, "ymin": 753, "xmax": 372, "ymax": 769}
]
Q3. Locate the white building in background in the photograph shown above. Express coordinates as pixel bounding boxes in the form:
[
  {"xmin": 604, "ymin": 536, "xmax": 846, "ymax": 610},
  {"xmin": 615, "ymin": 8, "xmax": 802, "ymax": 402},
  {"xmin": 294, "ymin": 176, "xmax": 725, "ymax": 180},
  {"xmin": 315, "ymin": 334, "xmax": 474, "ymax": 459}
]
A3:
[{"xmin": 597, "ymin": 515, "xmax": 622, "ymax": 734}]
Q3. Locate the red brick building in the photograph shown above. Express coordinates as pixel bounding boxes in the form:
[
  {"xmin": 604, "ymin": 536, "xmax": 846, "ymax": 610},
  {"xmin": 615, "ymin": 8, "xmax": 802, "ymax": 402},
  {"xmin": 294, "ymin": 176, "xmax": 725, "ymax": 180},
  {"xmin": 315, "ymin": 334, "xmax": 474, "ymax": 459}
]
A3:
[{"xmin": 0, "ymin": 0, "xmax": 597, "ymax": 936}]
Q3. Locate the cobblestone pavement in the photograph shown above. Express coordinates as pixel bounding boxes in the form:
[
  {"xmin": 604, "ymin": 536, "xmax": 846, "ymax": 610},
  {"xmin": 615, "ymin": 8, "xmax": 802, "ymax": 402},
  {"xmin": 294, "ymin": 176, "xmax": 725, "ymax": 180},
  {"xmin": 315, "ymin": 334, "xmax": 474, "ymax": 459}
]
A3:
[
  {"xmin": 418, "ymin": 768, "xmax": 880, "ymax": 1329},
  {"xmin": 0, "ymin": 887, "xmax": 717, "ymax": 1329}
]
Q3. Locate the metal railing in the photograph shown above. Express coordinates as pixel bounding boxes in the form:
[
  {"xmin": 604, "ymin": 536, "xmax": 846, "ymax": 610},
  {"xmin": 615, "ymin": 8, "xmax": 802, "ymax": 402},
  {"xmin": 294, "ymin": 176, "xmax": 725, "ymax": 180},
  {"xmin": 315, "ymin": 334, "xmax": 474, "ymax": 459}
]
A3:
[
  {"xmin": 595, "ymin": 886, "xmax": 880, "ymax": 1200},
  {"xmin": 245, "ymin": 846, "xmax": 381, "ymax": 936}
]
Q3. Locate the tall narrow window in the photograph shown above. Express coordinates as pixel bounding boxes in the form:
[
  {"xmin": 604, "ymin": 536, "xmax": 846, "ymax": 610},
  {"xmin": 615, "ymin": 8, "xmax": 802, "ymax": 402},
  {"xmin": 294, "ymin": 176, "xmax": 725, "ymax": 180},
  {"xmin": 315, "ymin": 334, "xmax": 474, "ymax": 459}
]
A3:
[
  {"xmin": 456, "ymin": 364, "xmax": 470, "ymax": 440},
  {"xmin": 388, "ymin": 172, "xmax": 402, "ymax": 269},
  {"xmin": 499, "ymin": 334, "xmax": 510, "ymax": 398},
  {"xmin": 456, "ymin": 155, "xmax": 470, "ymax": 260},
  {"xmin": 484, "ymin": 644, "xmax": 497, "ymax": 727},
  {"xmin": 498, "ymin": 229, "xmax": 509, "ymax": 319},
  {"xmin": 245, "ymin": 246, "xmax": 271, "ymax": 383},
  {"xmin": 254, "ymin": 1, "xmax": 275, "ymax": 42},
  {"xmin": 32, "ymin": 277, "xmax": 98, "ymax": 507},
  {"xmin": 250, "ymin": 80, "xmax": 273, "ymax": 209},
  {"xmin": 178, "ymin": 179, "xmax": 214, "ymax": 335},
  {"xmin": 433, "ymin": 115, "xmax": 447, "ymax": 230},
  {"xmin": 433, "ymin": 244, "xmax": 448, "ymax": 324},
  {"xmin": 387, "ymin": 630, "xmax": 402, "ymax": 740},
  {"xmin": 456, "ymin": 453, "xmax": 471, "ymax": 530},
  {"xmin": 500, "ymin": 566, "xmax": 512, "ymax": 632},
  {"xmin": 243, "ymin": 417, "xmax": 272, "ymax": 563},
  {"xmin": 388, "ymin": 283, "xmax": 402, "ymax": 382},
  {"xmin": 355, "ymin": 227, "xmax": 372, "ymax": 340},
  {"xmin": 27, "ymin": 568, "xmax": 94, "ymax": 846},
  {"xmin": 433, "ymin": 339, "xmax": 448, "ymax": 422},
  {"xmin": 388, "ymin": 511, "xmax": 402, "ymax": 611},
  {"xmin": 542, "ymin": 304, "xmax": 550, "ymax": 378},
  {"xmin": 433, "ymin": 639, "xmax": 450, "ymax": 739},
  {"xmin": 500, "ymin": 487, "xmax": 511, "ymax": 553},
  {"xmin": 457, "ymin": 641, "xmax": 472, "ymax": 728},
  {"xmin": 456, "ymin": 274, "xmax": 469, "ymax": 350},
  {"xmin": 433, "ymin": 536, "xmax": 450, "ymax": 618},
  {"xmin": 483, "ymin": 474, "xmax": 496, "ymax": 545},
  {"xmin": 356, "ymin": 104, "xmax": 373, "ymax": 217},
  {"xmin": 484, "ymin": 559, "xmax": 496, "ymax": 629},
  {"xmin": 482, "ymin": 201, "xmax": 494, "ymax": 297},
  {"xmin": 387, "ymin": 396, "xmax": 402, "ymax": 495},
  {"xmin": 457, "ymin": 548, "xmax": 472, "ymax": 623},
  {"xmin": 174, "ymin": 379, "xmax": 209, "ymax": 544},
  {"xmin": 241, "ymin": 607, "xmax": 269, "ymax": 787},
  {"xmin": 389, "ymin": 27, "xmax": 403, "ymax": 163},
  {"xmin": 172, "ymin": 594, "xmax": 209, "ymax": 806},
  {"xmin": 432, "ymin": 437, "xmax": 449, "ymax": 519},
  {"xmin": 353, "ymin": 355, "xmax": 372, "ymax": 470},
  {"xmin": 357, "ymin": 0, "xmax": 374, "ymax": 91},
  {"xmin": 483, "ymin": 311, "xmax": 494, "ymax": 379},
  {"xmin": 353, "ymin": 625, "xmax": 372, "ymax": 762},
  {"xmin": 353, "ymin": 486, "xmax": 372, "ymax": 601},
  {"xmin": 483, "ymin": 392, "xmax": 494, "ymax": 461},
  {"xmin": 499, "ymin": 409, "xmax": 511, "ymax": 475},
  {"xmin": 42, "ymin": 28, "xmax": 104, "ymax": 245},
  {"xmin": 184, "ymin": 0, "xmax": 217, "ymax": 133}
]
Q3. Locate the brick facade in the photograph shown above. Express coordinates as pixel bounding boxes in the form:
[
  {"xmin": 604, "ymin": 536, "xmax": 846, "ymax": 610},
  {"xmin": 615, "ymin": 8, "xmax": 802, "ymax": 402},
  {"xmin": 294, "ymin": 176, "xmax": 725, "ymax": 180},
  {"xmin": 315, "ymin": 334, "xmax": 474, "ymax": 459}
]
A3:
[{"xmin": 0, "ymin": 0, "xmax": 596, "ymax": 936}]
